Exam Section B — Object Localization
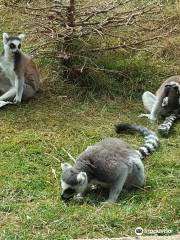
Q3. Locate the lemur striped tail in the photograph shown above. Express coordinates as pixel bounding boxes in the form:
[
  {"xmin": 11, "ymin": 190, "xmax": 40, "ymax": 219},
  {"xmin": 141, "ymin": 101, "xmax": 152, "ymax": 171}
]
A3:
[
  {"xmin": 115, "ymin": 123, "xmax": 159, "ymax": 160},
  {"xmin": 158, "ymin": 114, "xmax": 177, "ymax": 136}
]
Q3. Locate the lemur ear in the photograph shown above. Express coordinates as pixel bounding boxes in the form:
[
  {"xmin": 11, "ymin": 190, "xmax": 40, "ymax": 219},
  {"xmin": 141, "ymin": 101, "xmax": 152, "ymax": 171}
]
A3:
[
  {"xmin": 3, "ymin": 33, "xmax": 9, "ymax": 44},
  {"xmin": 61, "ymin": 163, "xmax": 72, "ymax": 171},
  {"xmin": 77, "ymin": 172, "xmax": 87, "ymax": 185},
  {"xmin": 18, "ymin": 33, "xmax": 25, "ymax": 41}
]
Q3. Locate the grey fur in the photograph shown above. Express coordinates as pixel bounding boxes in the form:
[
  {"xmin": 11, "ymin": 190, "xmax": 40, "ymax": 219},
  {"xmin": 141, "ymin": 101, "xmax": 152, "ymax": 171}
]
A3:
[
  {"xmin": 0, "ymin": 33, "xmax": 38, "ymax": 104},
  {"xmin": 154, "ymin": 77, "xmax": 180, "ymax": 120},
  {"xmin": 60, "ymin": 124, "xmax": 159, "ymax": 203},
  {"xmin": 160, "ymin": 83, "xmax": 180, "ymax": 118},
  {"xmin": 140, "ymin": 76, "xmax": 180, "ymax": 122}
]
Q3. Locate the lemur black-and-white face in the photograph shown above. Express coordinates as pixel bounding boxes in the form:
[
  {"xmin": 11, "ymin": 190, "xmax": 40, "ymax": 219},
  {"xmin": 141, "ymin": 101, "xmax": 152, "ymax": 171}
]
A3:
[
  {"xmin": 3, "ymin": 33, "xmax": 25, "ymax": 54},
  {"xmin": 61, "ymin": 163, "xmax": 88, "ymax": 201},
  {"xmin": 165, "ymin": 81, "xmax": 180, "ymax": 94}
]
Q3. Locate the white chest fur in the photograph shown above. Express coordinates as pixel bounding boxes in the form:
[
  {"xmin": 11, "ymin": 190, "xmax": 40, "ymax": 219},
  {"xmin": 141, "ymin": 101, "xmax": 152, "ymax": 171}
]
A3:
[{"xmin": 0, "ymin": 58, "xmax": 16, "ymax": 86}]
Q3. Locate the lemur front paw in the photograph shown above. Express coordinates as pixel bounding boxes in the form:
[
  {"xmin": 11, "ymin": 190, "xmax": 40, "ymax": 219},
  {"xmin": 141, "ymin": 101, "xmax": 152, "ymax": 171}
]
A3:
[
  {"xmin": 138, "ymin": 113, "xmax": 156, "ymax": 123},
  {"xmin": 138, "ymin": 113, "xmax": 157, "ymax": 123},
  {"xmin": 162, "ymin": 97, "xmax": 168, "ymax": 107},
  {"xmin": 13, "ymin": 96, "xmax": 22, "ymax": 104}
]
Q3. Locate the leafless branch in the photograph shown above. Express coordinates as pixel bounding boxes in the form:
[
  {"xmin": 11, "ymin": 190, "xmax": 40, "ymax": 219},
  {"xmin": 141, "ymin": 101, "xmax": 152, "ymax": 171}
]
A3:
[{"xmin": 2, "ymin": 0, "xmax": 178, "ymax": 81}]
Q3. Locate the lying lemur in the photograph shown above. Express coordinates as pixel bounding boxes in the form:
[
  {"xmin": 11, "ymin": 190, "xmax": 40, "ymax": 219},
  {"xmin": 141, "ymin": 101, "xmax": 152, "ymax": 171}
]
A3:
[
  {"xmin": 140, "ymin": 75, "xmax": 180, "ymax": 122},
  {"xmin": 0, "ymin": 33, "xmax": 40, "ymax": 105},
  {"xmin": 61, "ymin": 123, "xmax": 159, "ymax": 203}
]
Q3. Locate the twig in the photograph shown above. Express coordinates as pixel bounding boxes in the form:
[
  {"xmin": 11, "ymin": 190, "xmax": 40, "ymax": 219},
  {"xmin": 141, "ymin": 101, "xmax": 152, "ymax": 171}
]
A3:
[
  {"xmin": 61, "ymin": 148, "xmax": 76, "ymax": 163},
  {"xmin": 45, "ymin": 152, "xmax": 62, "ymax": 163}
]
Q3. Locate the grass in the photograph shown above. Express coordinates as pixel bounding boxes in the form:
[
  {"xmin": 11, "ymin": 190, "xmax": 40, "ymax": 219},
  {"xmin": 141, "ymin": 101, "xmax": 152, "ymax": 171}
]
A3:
[{"xmin": 0, "ymin": 94, "xmax": 179, "ymax": 239}]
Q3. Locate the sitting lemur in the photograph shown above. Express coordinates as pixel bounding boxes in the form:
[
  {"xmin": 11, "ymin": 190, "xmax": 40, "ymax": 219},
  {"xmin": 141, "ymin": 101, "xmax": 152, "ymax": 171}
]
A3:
[
  {"xmin": 0, "ymin": 33, "xmax": 40, "ymax": 107},
  {"xmin": 140, "ymin": 76, "xmax": 180, "ymax": 136}
]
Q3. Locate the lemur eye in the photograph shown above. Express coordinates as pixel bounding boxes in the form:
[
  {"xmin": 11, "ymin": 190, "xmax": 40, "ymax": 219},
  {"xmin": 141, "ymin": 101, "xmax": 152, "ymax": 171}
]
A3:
[
  {"xmin": 9, "ymin": 43, "xmax": 16, "ymax": 49},
  {"xmin": 18, "ymin": 44, "xmax": 21, "ymax": 49}
]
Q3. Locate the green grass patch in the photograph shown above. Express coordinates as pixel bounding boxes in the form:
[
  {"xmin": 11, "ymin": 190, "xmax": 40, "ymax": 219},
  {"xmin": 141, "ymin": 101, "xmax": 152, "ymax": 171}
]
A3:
[
  {"xmin": 0, "ymin": 96, "xmax": 179, "ymax": 239},
  {"xmin": 0, "ymin": 2, "xmax": 179, "ymax": 238}
]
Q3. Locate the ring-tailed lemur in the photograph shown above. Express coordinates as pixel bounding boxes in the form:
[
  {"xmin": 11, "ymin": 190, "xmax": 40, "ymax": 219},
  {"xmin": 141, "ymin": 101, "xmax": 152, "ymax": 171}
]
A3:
[
  {"xmin": 140, "ymin": 76, "xmax": 180, "ymax": 136},
  {"xmin": 160, "ymin": 82, "xmax": 180, "ymax": 116},
  {"xmin": 0, "ymin": 33, "xmax": 40, "ymax": 105},
  {"xmin": 140, "ymin": 76, "xmax": 180, "ymax": 122},
  {"xmin": 157, "ymin": 82, "xmax": 180, "ymax": 136},
  {"xmin": 60, "ymin": 123, "xmax": 159, "ymax": 203}
]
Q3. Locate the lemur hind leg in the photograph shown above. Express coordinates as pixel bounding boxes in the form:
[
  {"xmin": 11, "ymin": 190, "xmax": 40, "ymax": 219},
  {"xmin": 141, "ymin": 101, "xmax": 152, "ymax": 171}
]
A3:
[
  {"xmin": 139, "ymin": 91, "xmax": 156, "ymax": 118},
  {"xmin": 142, "ymin": 91, "xmax": 156, "ymax": 112},
  {"xmin": 0, "ymin": 88, "xmax": 16, "ymax": 101},
  {"xmin": 124, "ymin": 158, "xmax": 145, "ymax": 189},
  {"xmin": 22, "ymin": 83, "xmax": 36, "ymax": 101},
  {"xmin": 106, "ymin": 167, "xmax": 128, "ymax": 203},
  {"xmin": 0, "ymin": 84, "xmax": 36, "ymax": 102}
]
